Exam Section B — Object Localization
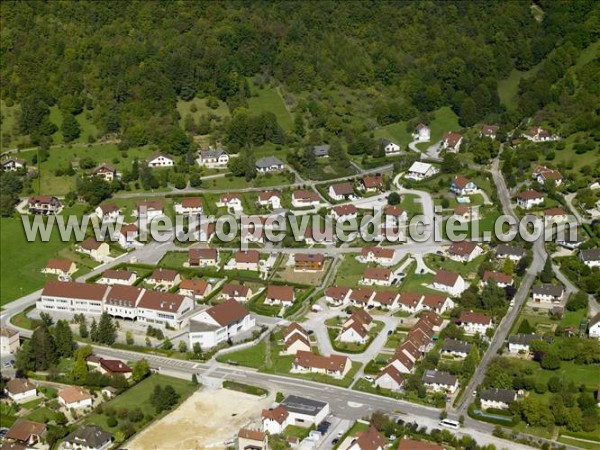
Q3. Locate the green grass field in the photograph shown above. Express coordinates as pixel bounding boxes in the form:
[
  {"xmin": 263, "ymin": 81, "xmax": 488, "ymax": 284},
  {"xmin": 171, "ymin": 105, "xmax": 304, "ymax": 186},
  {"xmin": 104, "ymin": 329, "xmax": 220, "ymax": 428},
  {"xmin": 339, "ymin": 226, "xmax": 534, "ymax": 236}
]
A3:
[
  {"xmin": 399, "ymin": 193, "xmax": 423, "ymax": 215},
  {"xmin": 427, "ymin": 106, "xmax": 460, "ymax": 143},
  {"xmin": 0, "ymin": 100, "xmax": 20, "ymax": 149},
  {"xmin": 217, "ymin": 340, "xmax": 267, "ymax": 369},
  {"xmin": 177, "ymin": 97, "xmax": 230, "ymax": 128},
  {"xmin": 248, "ymin": 85, "xmax": 293, "ymax": 132},
  {"xmin": 374, "ymin": 120, "xmax": 411, "ymax": 147}
]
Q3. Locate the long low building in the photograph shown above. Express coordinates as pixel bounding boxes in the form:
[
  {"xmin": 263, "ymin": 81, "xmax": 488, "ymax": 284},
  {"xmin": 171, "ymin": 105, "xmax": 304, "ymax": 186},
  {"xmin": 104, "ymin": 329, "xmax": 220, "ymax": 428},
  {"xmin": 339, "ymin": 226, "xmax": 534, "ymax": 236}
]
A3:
[{"xmin": 38, "ymin": 280, "xmax": 194, "ymax": 328}]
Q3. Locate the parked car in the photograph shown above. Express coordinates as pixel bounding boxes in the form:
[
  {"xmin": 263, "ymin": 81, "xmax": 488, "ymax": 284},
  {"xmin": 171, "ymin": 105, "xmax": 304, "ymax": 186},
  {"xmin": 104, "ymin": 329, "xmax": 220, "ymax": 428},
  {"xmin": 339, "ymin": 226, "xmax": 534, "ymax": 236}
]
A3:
[{"xmin": 363, "ymin": 375, "xmax": 374, "ymax": 382}]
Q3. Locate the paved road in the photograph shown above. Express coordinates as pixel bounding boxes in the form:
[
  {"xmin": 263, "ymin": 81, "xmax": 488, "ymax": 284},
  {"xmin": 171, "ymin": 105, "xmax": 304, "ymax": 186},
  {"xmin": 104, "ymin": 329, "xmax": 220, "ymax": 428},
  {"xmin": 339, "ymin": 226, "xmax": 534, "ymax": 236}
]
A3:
[{"xmin": 452, "ymin": 148, "xmax": 547, "ymax": 417}]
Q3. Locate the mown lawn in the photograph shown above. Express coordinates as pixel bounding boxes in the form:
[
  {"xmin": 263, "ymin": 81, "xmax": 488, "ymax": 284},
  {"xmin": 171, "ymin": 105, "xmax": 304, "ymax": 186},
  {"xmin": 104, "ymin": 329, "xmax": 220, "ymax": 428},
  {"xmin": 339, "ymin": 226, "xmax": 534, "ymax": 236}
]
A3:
[
  {"xmin": 399, "ymin": 193, "xmax": 423, "ymax": 216},
  {"xmin": 425, "ymin": 106, "xmax": 460, "ymax": 143},
  {"xmin": 333, "ymin": 255, "xmax": 368, "ymax": 287},
  {"xmin": 373, "ymin": 120, "xmax": 411, "ymax": 148},
  {"xmin": 216, "ymin": 340, "xmax": 268, "ymax": 369},
  {"xmin": 247, "ymin": 85, "xmax": 293, "ymax": 132}
]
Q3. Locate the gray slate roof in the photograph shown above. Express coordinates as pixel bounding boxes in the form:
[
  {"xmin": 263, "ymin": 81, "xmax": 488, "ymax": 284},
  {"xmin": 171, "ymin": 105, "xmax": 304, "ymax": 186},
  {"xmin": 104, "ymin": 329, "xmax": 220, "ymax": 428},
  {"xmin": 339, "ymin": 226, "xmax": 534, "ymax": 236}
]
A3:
[
  {"xmin": 441, "ymin": 338, "xmax": 472, "ymax": 354},
  {"xmin": 422, "ymin": 369, "xmax": 457, "ymax": 387},
  {"xmin": 313, "ymin": 144, "xmax": 330, "ymax": 157},
  {"xmin": 200, "ymin": 148, "xmax": 227, "ymax": 159},
  {"xmin": 256, "ymin": 156, "xmax": 284, "ymax": 169},
  {"xmin": 480, "ymin": 388, "xmax": 516, "ymax": 404},
  {"xmin": 532, "ymin": 284, "xmax": 564, "ymax": 297},
  {"xmin": 496, "ymin": 244, "xmax": 525, "ymax": 258},
  {"xmin": 280, "ymin": 395, "xmax": 328, "ymax": 416},
  {"xmin": 508, "ymin": 334, "xmax": 553, "ymax": 346},
  {"xmin": 63, "ymin": 425, "xmax": 112, "ymax": 449},
  {"xmin": 580, "ymin": 249, "xmax": 600, "ymax": 262}
]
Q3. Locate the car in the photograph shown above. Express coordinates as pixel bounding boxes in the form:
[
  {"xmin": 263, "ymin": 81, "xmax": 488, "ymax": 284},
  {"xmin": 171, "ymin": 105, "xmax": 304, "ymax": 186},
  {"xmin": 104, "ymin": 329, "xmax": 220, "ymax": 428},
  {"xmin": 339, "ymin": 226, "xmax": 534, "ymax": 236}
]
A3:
[
  {"xmin": 436, "ymin": 250, "xmax": 444, "ymax": 255},
  {"xmin": 307, "ymin": 330, "xmax": 314, "ymax": 335},
  {"xmin": 387, "ymin": 330, "xmax": 393, "ymax": 335},
  {"xmin": 332, "ymin": 438, "xmax": 339, "ymax": 445},
  {"xmin": 472, "ymin": 390, "xmax": 477, "ymax": 396},
  {"xmin": 337, "ymin": 431, "xmax": 343, "ymax": 438},
  {"xmin": 363, "ymin": 375, "xmax": 374, "ymax": 382}
]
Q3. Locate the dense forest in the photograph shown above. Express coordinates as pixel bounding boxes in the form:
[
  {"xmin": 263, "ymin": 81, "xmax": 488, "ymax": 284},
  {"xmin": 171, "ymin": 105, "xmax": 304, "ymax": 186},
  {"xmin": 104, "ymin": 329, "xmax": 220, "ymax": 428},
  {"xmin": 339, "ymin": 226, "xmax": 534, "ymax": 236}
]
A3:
[{"xmin": 0, "ymin": 1, "xmax": 598, "ymax": 152}]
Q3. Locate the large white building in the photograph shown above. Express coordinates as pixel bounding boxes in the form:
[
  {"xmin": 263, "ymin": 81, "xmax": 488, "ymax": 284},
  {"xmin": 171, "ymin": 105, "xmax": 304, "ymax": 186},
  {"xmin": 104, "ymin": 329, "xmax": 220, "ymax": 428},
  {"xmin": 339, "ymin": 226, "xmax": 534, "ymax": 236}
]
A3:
[
  {"xmin": 406, "ymin": 162, "xmax": 438, "ymax": 181},
  {"xmin": 39, "ymin": 281, "xmax": 108, "ymax": 315},
  {"xmin": 188, "ymin": 299, "xmax": 255, "ymax": 349},
  {"xmin": 0, "ymin": 327, "xmax": 20, "ymax": 356}
]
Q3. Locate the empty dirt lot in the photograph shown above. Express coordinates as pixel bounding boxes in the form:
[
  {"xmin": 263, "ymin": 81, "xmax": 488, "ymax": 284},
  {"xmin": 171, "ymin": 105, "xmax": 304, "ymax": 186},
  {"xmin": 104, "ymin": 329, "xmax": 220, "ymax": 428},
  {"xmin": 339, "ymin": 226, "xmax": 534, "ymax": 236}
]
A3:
[{"xmin": 128, "ymin": 387, "xmax": 274, "ymax": 450}]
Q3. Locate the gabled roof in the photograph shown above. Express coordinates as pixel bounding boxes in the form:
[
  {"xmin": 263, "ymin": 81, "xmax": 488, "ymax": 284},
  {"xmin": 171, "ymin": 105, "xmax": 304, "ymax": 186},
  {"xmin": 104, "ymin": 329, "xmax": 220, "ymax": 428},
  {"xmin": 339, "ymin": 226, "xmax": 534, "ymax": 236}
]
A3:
[
  {"xmin": 105, "ymin": 285, "xmax": 143, "ymax": 307},
  {"xmin": 588, "ymin": 313, "xmax": 600, "ymax": 327},
  {"xmin": 480, "ymin": 388, "xmax": 516, "ymax": 404},
  {"xmin": 389, "ymin": 349, "xmax": 414, "ymax": 371},
  {"xmin": 515, "ymin": 190, "xmax": 544, "ymax": 200},
  {"xmin": 376, "ymin": 364, "xmax": 405, "ymax": 385},
  {"xmin": 452, "ymin": 176, "xmax": 472, "ymax": 189},
  {"xmin": 221, "ymin": 283, "xmax": 251, "ymax": 298},
  {"xmin": 399, "ymin": 292, "xmax": 423, "ymax": 308},
  {"xmin": 362, "ymin": 175, "xmax": 383, "ymax": 189},
  {"xmin": 458, "ymin": 311, "xmax": 492, "ymax": 325},
  {"xmin": 137, "ymin": 290, "xmax": 189, "ymax": 313},
  {"xmin": 543, "ymin": 207, "xmax": 568, "ymax": 217},
  {"xmin": 333, "ymin": 204, "xmax": 358, "ymax": 216},
  {"xmin": 580, "ymin": 249, "xmax": 600, "ymax": 262},
  {"xmin": 256, "ymin": 156, "xmax": 284, "ymax": 168},
  {"xmin": 180, "ymin": 197, "xmax": 203, "ymax": 208},
  {"xmin": 350, "ymin": 308, "xmax": 373, "ymax": 326},
  {"xmin": 330, "ymin": 182, "xmax": 354, "ymax": 196},
  {"xmin": 283, "ymin": 322, "xmax": 308, "ymax": 340},
  {"xmin": 261, "ymin": 406, "xmax": 288, "ymax": 424},
  {"xmin": 188, "ymin": 248, "xmax": 218, "ymax": 261},
  {"xmin": 353, "ymin": 425, "xmax": 386, "ymax": 450},
  {"xmin": 482, "ymin": 270, "xmax": 513, "ymax": 285},
  {"xmin": 6, "ymin": 378, "xmax": 36, "ymax": 395},
  {"xmin": 136, "ymin": 200, "xmax": 163, "ymax": 211},
  {"xmin": 398, "ymin": 438, "xmax": 444, "ymax": 450},
  {"xmin": 508, "ymin": 334, "xmax": 552, "ymax": 346},
  {"xmin": 258, "ymin": 190, "xmax": 281, "ymax": 201},
  {"xmin": 179, "ymin": 279, "xmax": 210, "ymax": 295},
  {"xmin": 42, "ymin": 281, "xmax": 108, "ymax": 301},
  {"xmin": 422, "ymin": 369, "xmax": 457, "ymax": 386},
  {"xmin": 364, "ymin": 267, "xmax": 392, "ymax": 281},
  {"xmin": 442, "ymin": 338, "xmax": 472, "ymax": 354},
  {"xmin": 294, "ymin": 253, "xmax": 325, "ymax": 264},
  {"xmin": 58, "ymin": 386, "xmax": 92, "ymax": 404},
  {"xmin": 532, "ymin": 284, "xmax": 564, "ymax": 297},
  {"xmin": 384, "ymin": 205, "xmax": 406, "ymax": 217},
  {"xmin": 496, "ymin": 244, "xmax": 525, "ymax": 257},
  {"xmin": 101, "ymin": 269, "xmax": 135, "ymax": 281},
  {"xmin": 266, "ymin": 285, "xmax": 294, "ymax": 302},
  {"xmin": 93, "ymin": 163, "xmax": 116, "ymax": 174},
  {"xmin": 45, "ymin": 258, "xmax": 74, "ymax": 272},
  {"xmin": 238, "ymin": 428, "xmax": 265, "ymax": 441},
  {"xmin": 373, "ymin": 290, "xmax": 398, "ymax": 306},
  {"xmin": 80, "ymin": 237, "xmax": 105, "ymax": 251},
  {"xmin": 433, "ymin": 270, "xmax": 460, "ymax": 287},
  {"xmin": 361, "ymin": 246, "xmax": 395, "ymax": 259},
  {"xmin": 448, "ymin": 240, "xmax": 478, "ymax": 257},
  {"xmin": 63, "ymin": 425, "xmax": 112, "ymax": 449},
  {"xmin": 349, "ymin": 288, "xmax": 374, "ymax": 304},
  {"xmin": 421, "ymin": 295, "xmax": 448, "ymax": 311},
  {"xmin": 97, "ymin": 203, "xmax": 120, "ymax": 214},
  {"xmin": 235, "ymin": 250, "xmax": 260, "ymax": 264},
  {"xmin": 149, "ymin": 268, "xmax": 179, "ymax": 282},
  {"xmin": 342, "ymin": 320, "xmax": 368, "ymax": 338},
  {"xmin": 5, "ymin": 420, "xmax": 46, "ymax": 442},
  {"xmin": 293, "ymin": 350, "xmax": 349, "ymax": 372},
  {"xmin": 148, "ymin": 152, "xmax": 173, "ymax": 162},
  {"xmin": 481, "ymin": 125, "xmax": 499, "ymax": 137},
  {"xmin": 292, "ymin": 189, "xmax": 319, "ymax": 202},
  {"xmin": 443, "ymin": 132, "xmax": 463, "ymax": 148},
  {"xmin": 203, "ymin": 299, "xmax": 250, "ymax": 327},
  {"xmin": 100, "ymin": 359, "xmax": 132, "ymax": 374},
  {"xmin": 326, "ymin": 286, "xmax": 351, "ymax": 300},
  {"xmin": 220, "ymin": 193, "xmax": 242, "ymax": 203}
]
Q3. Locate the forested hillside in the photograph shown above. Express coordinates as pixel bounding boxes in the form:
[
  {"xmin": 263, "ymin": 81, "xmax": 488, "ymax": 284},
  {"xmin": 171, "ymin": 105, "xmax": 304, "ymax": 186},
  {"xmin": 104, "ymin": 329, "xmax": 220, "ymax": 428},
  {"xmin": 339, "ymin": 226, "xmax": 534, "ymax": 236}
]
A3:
[{"xmin": 0, "ymin": 1, "xmax": 598, "ymax": 152}]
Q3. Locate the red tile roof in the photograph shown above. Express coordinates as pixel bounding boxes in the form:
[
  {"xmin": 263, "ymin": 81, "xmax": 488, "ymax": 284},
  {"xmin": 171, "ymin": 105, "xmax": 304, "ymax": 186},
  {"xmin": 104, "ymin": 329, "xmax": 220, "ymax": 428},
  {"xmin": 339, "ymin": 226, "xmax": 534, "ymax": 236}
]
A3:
[
  {"xmin": 543, "ymin": 207, "xmax": 567, "ymax": 217},
  {"xmin": 433, "ymin": 270, "xmax": 460, "ymax": 286},
  {"xmin": 80, "ymin": 237, "xmax": 105, "ymax": 251},
  {"xmin": 261, "ymin": 406, "xmax": 288, "ymax": 424},
  {"xmin": 100, "ymin": 359, "xmax": 132, "ymax": 374},
  {"xmin": 105, "ymin": 285, "xmax": 143, "ymax": 307},
  {"xmin": 362, "ymin": 175, "xmax": 383, "ymax": 189},
  {"xmin": 101, "ymin": 269, "xmax": 135, "ymax": 281},
  {"xmin": 188, "ymin": 248, "xmax": 218, "ymax": 263},
  {"xmin": 333, "ymin": 204, "xmax": 358, "ymax": 216},
  {"xmin": 364, "ymin": 267, "xmax": 392, "ymax": 281},
  {"xmin": 330, "ymin": 182, "xmax": 354, "ymax": 196},
  {"xmin": 179, "ymin": 279, "xmax": 210, "ymax": 295},
  {"xmin": 326, "ymin": 286, "xmax": 351, "ymax": 300},
  {"xmin": 180, "ymin": 197, "xmax": 203, "ymax": 208},
  {"xmin": 204, "ymin": 299, "xmax": 250, "ymax": 327},
  {"xmin": 398, "ymin": 292, "xmax": 423, "ymax": 308},
  {"xmin": 137, "ymin": 290, "xmax": 188, "ymax": 313},
  {"xmin": 377, "ymin": 365, "xmax": 405, "ymax": 385},
  {"xmin": 452, "ymin": 176, "xmax": 471, "ymax": 189},
  {"xmin": 398, "ymin": 438, "xmax": 444, "ymax": 450},
  {"xmin": 221, "ymin": 283, "xmax": 251, "ymax": 298},
  {"xmin": 58, "ymin": 386, "xmax": 92, "ymax": 404},
  {"xmin": 384, "ymin": 205, "xmax": 406, "ymax": 217},
  {"xmin": 5, "ymin": 420, "xmax": 46, "ymax": 443},
  {"xmin": 235, "ymin": 250, "xmax": 260, "ymax": 264},
  {"xmin": 149, "ymin": 268, "xmax": 179, "ymax": 282},
  {"xmin": 137, "ymin": 200, "xmax": 163, "ymax": 211},
  {"xmin": 515, "ymin": 190, "xmax": 544, "ymax": 200},
  {"xmin": 443, "ymin": 132, "xmax": 463, "ymax": 148},
  {"xmin": 258, "ymin": 190, "xmax": 280, "ymax": 201},
  {"xmin": 459, "ymin": 311, "xmax": 492, "ymax": 325},
  {"xmin": 361, "ymin": 246, "xmax": 395, "ymax": 259},
  {"xmin": 354, "ymin": 426, "xmax": 387, "ymax": 450},
  {"xmin": 293, "ymin": 350, "xmax": 349, "ymax": 372},
  {"xmin": 266, "ymin": 285, "xmax": 294, "ymax": 302},
  {"xmin": 292, "ymin": 190, "xmax": 319, "ymax": 202},
  {"xmin": 448, "ymin": 240, "xmax": 478, "ymax": 257},
  {"xmin": 45, "ymin": 258, "xmax": 74, "ymax": 273},
  {"xmin": 42, "ymin": 281, "xmax": 108, "ymax": 301},
  {"xmin": 482, "ymin": 270, "xmax": 513, "ymax": 285},
  {"xmin": 349, "ymin": 288, "xmax": 374, "ymax": 304}
]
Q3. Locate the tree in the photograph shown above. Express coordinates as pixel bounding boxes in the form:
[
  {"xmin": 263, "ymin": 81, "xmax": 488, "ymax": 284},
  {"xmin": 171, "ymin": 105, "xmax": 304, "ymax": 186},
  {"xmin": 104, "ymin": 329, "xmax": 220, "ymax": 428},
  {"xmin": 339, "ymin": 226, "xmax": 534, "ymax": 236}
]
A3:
[
  {"xmin": 62, "ymin": 114, "xmax": 81, "ymax": 142},
  {"xmin": 442, "ymin": 153, "xmax": 461, "ymax": 173},
  {"xmin": 517, "ymin": 319, "xmax": 535, "ymax": 334},
  {"xmin": 79, "ymin": 321, "xmax": 89, "ymax": 339},
  {"xmin": 192, "ymin": 342, "xmax": 203, "ymax": 359},
  {"xmin": 541, "ymin": 352, "xmax": 561, "ymax": 370},
  {"xmin": 162, "ymin": 338, "xmax": 173, "ymax": 350},
  {"xmin": 566, "ymin": 291, "xmax": 588, "ymax": 311},
  {"xmin": 53, "ymin": 320, "xmax": 75, "ymax": 358},
  {"xmin": 191, "ymin": 373, "xmax": 199, "ymax": 385},
  {"xmin": 95, "ymin": 312, "xmax": 116, "ymax": 345},
  {"xmin": 540, "ymin": 257, "xmax": 554, "ymax": 283},
  {"xmin": 29, "ymin": 325, "xmax": 58, "ymax": 371},
  {"xmin": 547, "ymin": 376, "xmax": 562, "ymax": 393},
  {"xmin": 387, "ymin": 192, "xmax": 400, "ymax": 205},
  {"xmin": 39, "ymin": 311, "xmax": 54, "ymax": 327},
  {"xmin": 178, "ymin": 340, "xmax": 187, "ymax": 353},
  {"xmin": 71, "ymin": 351, "xmax": 88, "ymax": 384},
  {"xmin": 78, "ymin": 177, "xmax": 112, "ymax": 206},
  {"xmin": 90, "ymin": 319, "xmax": 98, "ymax": 341},
  {"xmin": 132, "ymin": 359, "xmax": 150, "ymax": 382},
  {"xmin": 126, "ymin": 331, "xmax": 134, "ymax": 345}
]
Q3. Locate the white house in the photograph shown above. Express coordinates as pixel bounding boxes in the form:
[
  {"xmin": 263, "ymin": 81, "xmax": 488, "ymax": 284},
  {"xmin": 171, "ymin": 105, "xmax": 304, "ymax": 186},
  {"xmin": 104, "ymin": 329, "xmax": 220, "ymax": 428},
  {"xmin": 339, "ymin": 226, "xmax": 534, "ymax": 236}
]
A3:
[
  {"xmin": 147, "ymin": 153, "xmax": 174, "ymax": 167},
  {"xmin": 453, "ymin": 205, "xmax": 479, "ymax": 222},
  {"xmin": 442, "ymin": 132, "xmax": 463, "ymax": 153},
  {"xmin": 220, "ymin": 283, "xmax": 253, "ymax": 302},
  {"xmin": 265, "ymin": 285, "xmax": 295, "ymax": 307},
  {"xmin": 291, "ymin": 351, "xmax": 352, "ymax": 379},
  {"xmin": 1, "ymin": 157, "xmax": 26, "ymax": 171},
  {"xmin": 362, "ymin": 267, "xmax": 393, "ymax": 286},
  {"xmin": 280, "ymin": 395, "xmax": 329, "ymax": 428},
  {"xmin": 135, "ymin": 200, "xmax": 163, "ymax": 222},
  {"xmin": 481, "ymin": 271, "xmax": 513, "ymax": 288},
  {"xmin": 188, "ymin": 248, "xmax": 218, "ymax": 267},
  {"xmin": 217, "ymin": 193, "xmax": 243, "ymax": 213},
  {"xmin": 104, "ymin": 285, "xmax": 144, "ymax": 321},
  {"xmin": 116, "ymin": 224, "xmax": 138, "ymax": 249},
  {"xmin": 261, "ymin": 406, "xmax": 290, "ymax": 434},
  {"xmin": 257, "ymin": 191, "xmax": 281, "ymax": 209},
  {"xmin": 523, "ymin": 127, "xmax": 557, "ymax": 142},
  {"xmin": 480, "ymin": 389, "xmax": 517, "ymax": 410},
  {"xmin": 348, "ymin": 426, "xmax": 387, "ymax": 450},
  {"xmin": 338, "ymin": 321, "xmax": 368, "ymax": 344},
  {"xmin": 441, "ymin": 339, "xmax": 472, "ymax": 359},
  {"xmin": 95, "ymin": 203, "xmax": 121, "ymax": 222},
  {"xmin": 420, "ymin": 294, "xmax": 455, "ymax": 314},
  {"xmin": 543, "ymin": 207, "xmax": 569, "ymax": 223},
  {"xmin": 179, "ymin": 279, "xmax": 211, "ymax": 300},
  {"xmin": 579, "ymin": 249, "xmax": 600, "ymax": 268},
  {"xmin": 42, "ymin": 258, "xmax": 77, "ymax": 278},
  {"xmin": 374, "ymin": 365, "xmax": 404, "ymax": 391},
  {"xmin": 406, "ymin": 162, "xmax": 438, "ymax": 181},
  {"xmin": 371, "ymin": 290, "xmax": 399, "ymax": 310},
  {"xmin": 39, "ymin": 281, "xmax": 108, "ymax": 315},
  {"xmin": 481, "ymin": 125, "xmax": 499, "ymax": 139},
  {"xmin": 136, "ymin": 290, "xmax": 193, "ymax": 329},
  {"xmin": 432, "ymin": 270, "xmax": 466, "ymax": 296},
  {"xmin": 495, "ymin": 244, "xmax": 525, "ymax": 261},
  {"xmin": 379, "ymin": 139, "xmax": 401, "ymax": 155},
  {"xmin": 292, "ymin": 190, "xmax": 321, "ymax": 208},
  {"xmin": 532, "ymin": 165, "xmax": 562, "ymax": 186},
  {"xmin": 397, "ymin": 292, "xmax": 424, "ymax": 314},
  {"xmin": 0, "ymin": 327, "xmax": 20, "ymax": 356},
  {"xmin": 387, "ymin": 350, "xmax": 415, "ymax": 374},
  {"xmin": 458, "ymin": 311, "xmax": 492, "ymax": 335},
  {"xmin": 328, "ymin": 182, "xmax": 356, "ymax": 201},
  {"xmin": 325, "ymin": 286, "xmax": 351, "ymax": 306},
  {"xmin": 447, "ymin": 241, "xmax": 483, "ymax": 263},
  {"xmin": 331, "ymin": 204, "xmax": 358, "ymax": 221},
  {"xmin": 531, "ymin": 284, "xmax": 564, "ymax": 304},
  {"xmin": 77, "ymin": 238, "xmax": 110, "ymax": 262},
  {"xmin": 175, "ymin": 197, "xmax": 203, "ymax": 216},
  {"xmin": 588, "ymin": 313, "xmax": 600, "ymax": 339},
  {"xmin": 97, "ymin": 269, "xmax": 137, "ymax": 286},
  {"xmin": 515, "ymin": 190, "xmax": 545, "ymax": 209},
  {"xmin": 360, "ymin": 175, "xmax": 384, "ymax": 192},
  {"xmin": 413, "ymin": 124, "xmax": 430, "ymax": 142},
  {"xmin": 188, "ymin": 299, "xmax": 255, "ymax": 349},
  {"xmin": 507, "ymin": 334, "xmax": 552, "ymax": 353},
  {"xmin": 255, "ymin": 156, "xmax": 284, "ymax": 172},
  {"xmin": 384, "ymin": 206, "xmax": 407, "ymax": 228},
  {"xmin": 360, "ymin": 246, "xmax": 395, "ymax": 265},
  {"xmin": 146, "ymin": 268, "xmax": 181, "ymax": 289},
  {"xmin": 234, "ymin": 250, "xmax": 260, "ymax": 271},
  {"xmin": 422, "ymin": 370, "xmax": 459, "ymax": 393},
  {"xmin": 4, "ymin": 378, "xmax": 37, "ymax": 402},
  {"xmin": 62, "ymin": 424, "xmax": 112, "ymax": 450},
  {"xmin": 198, "ymin": 148, "xmax": 229, "ymax": 168},
  {"xmin": 58, "ymin": 386, "xmax": 93, "ymax": 409},
  {"xmin": 450, "ymin": 176, "xmax": 478, "ymax": 196},
  {"xmin": 92, "ymin": 163, "xmax": 117, "ymax": 182}
]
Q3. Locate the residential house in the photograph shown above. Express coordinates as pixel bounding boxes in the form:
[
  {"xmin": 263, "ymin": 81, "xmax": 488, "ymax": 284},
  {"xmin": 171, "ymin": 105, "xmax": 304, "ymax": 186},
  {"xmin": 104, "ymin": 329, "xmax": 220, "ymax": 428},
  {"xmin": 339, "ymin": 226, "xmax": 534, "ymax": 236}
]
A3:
[
  {"xmin": 523, "ymin": 127, "xmax": 556, "ymax": 142},
  {"xmin": 218, "ymin": 193, "xmax": 243, "ymax": 213},
  {"xmin": 515, "ymin": 190, "xmax": 545, "ymax": 209},
  {"xmin": 481, "ymin": 125, "xmax": 499, "ymax": 139},
  {"xmin": 398, "ymin": 439, "xmax": 444, "ymax": 450},
  {"xmin": 95, "ymin": 203, "xmax": 121, "ymax": 222},
  {"xmin": 188, "ymin": 248, "xmax": 218, "ymax": 267},
  {"xmin": 283, "ymin": 322, "xmax": 309, "ymax": 343},
  {"xmin": 331, "ymin": 204, "xmax": 358, "ymax": 221},
  {"xmin": 178, "ymin": 279, "xmax": 211, "ymax": 300},
  {"xmin": 291, "ymin": 190, "xmax": 321, "ymax": 208},
  {"xmin": 146, "ymin": 268, "xmax": 181, "ymax": 289},
  {"xmin": 360, "ymin": 175, "xmax": 384, "ymax": 192},
  {"xmin": 237, "ymin": 428, "xmax": 267, "ymax": 450},
  {"xmin": 257, "ymin": 191, "xmax": 281, "ymax": 209},
  {"xmin": 344, "ymin": 309, "xmax": 373, "ymax": 330},
  {"xmin": 495, "ymin": 244, "xmax": 525, "ymax": 261},
  {"xmin": 104, "ymin": 285, "xmax": 143, "ymax": 320},
  {"xmin": 42, "ymin": 258, "xmax": 77, "ymax": 278},
  {"xmin": 481, "ymin": 271, "xmax": 514, "ymax": 288},
  {"xmin": 396, "ymin": 339, "xmax": 421, "ymax": 363},
  {"xmin": 387, "ymin": 349, "xmax": 415, "ymax": 374},
  {"xmin": 294, "ymin": 253, "xmax": 325, "ymax": 271},
  {"xmin": 1, "ymin": 157, "xmax": 26, "ymax": 171},
  {"xmin": 78, "ymin": 238, "xmax": 110, "ymax": 262},
  {"xmin": 188, "ymin": 299, "xmax": 255, "ymax": 349},
  {"xmin": 58, "ymin": 386, "xmax": 93, "ymax": 409},
  {"xmin": 348, "ymin": 288, "xmax": 374, "ymax": 307},
  {"xmin": 413, "ymin": 124, "xmax": 430, "ymax": 142},
  {"xmin": 221, "ymin": 284, "xmax": 253, "ymax": 302},
  {"xmin": 338, "ymin": 320, "xmax": 368, "ymax": 344},
  {"xmin": 234, "ymin": 250, "xmax": 260, "ymax": 271},
  {"xmin": 422, "ymin": 369, "xmax": 459, "ymax": 393},
  {"xmin": 421, "ymin": 294, "xmax": 454, "ymax": 314},
  {"xmin": 198, "ymin": 148, "xmax": 229, "ymax": 168},
  {"xmin": 371, "ymin": 290, "xmax": 399, "ymax": 310},
  {"xmin": 384, "ymin": 206, "xmax": 407, "ymax": 228},
  {"xmin": 304, "ymin": 225, "xmax": 336, "ymax": 246},
  {"xmin": 28, "ymin": 195, "xmax": 62, "ymax": 215},
  {"xmin": 453, "ymin": 205, "xmax": 479, "ymax": 222},
  {"xmin": 531, "ymin": 284, "xmax": 565, "ymax": 304},
  {"xmin": 442, "ymin": 132, "xmax": 463, "ymax": 153},
  {"xmin": 579, "ymin": 249, "xmax": 600, "ymax": 268},
  {"xmin": 508, "ymin": 334, "xmax": 553, "ymax": 354},
  {"xmin": 92, "ymin": 163, "xmax": 116, "ymax": 182},
  {"xmin": 5, "ymin": 420, "xmax": 47, "ymax": 447},
  {"xmin": 39, "ymin": 281, "xmax": 108, "ymax": 315},
  {"xmin": 283, "ymin": 323, "xmax": 311, "ymax": 355},
  {"xmin": 136, "ymin": 200, "xmax": 163, "ymax": 221},
  {"xmin": 261, "ymin": 406, "xmax": 290, "ymax": 434},
  {"xmin": 198, "ymin": 221, "xmax": 216, "ymax": 243},
  {"xmin": 532, "ymin": 165, "xmax": 562, "ymax": 185},
  {"xmin": 588, "ymin": 313, "xmax": 600, "ymax": 339},
  {"xmin": 447, "ymin": 241, "xmax": 483, "ymax": 262},
  {"xmin": 279, "ymin": 395, "xmax": 329, "ymax": 428},
  {"xmin": 325, "ymin": 286, "xmax": 351, "ymax": 306},
  {"xmin": 256, "ymin": 156, "xmax": 284, "ymax": 172},
  {"xmin": 147, "ymin": 153, "xmax": 174, "ymax": 167},
  {"xmin": 441, "ymin": 339, "xmax": 472, "ymax": 359},
  {"xmin": 0, "ymin": 327, "xmax": 20, "ymax": 355},
  {"xmin": 328, "ymin": 182, "xmax": 356, "ymax": 201},
  {"xmin": 313, "ymin": 144, "xmax": 330, "ymax": 158},
  {"xmin": 116, "ymin": 224, "xmax": 138, "ymax": 248},
  {"xmin": 480, "ymin": 389, "xmax": 517, "ymax": 410},
  {"xmin": 175, "ymin": 197, "xmax": 203, "ymax": 216},
  {"xmin": 360, "ymin": 247, "xmax": 395, "ymax": 265},
  {"xmin": 265, "ymin": 285, "xmax": 295, "ymax": 307},
  {"xmin": 544, "ymin": 207, "xmax": 569, "ymax": 222},
  {"xmin": 362, "ymin": 267, "xmax": 393, "ymax": 286},
  {"xmin": 379, "ymin": 138, "xmax": 401, "ymax": 155},
  {"xmin": 458, "ymin": 311, "xmax": 492, "ymax": 335},
  {"xmin": 291, "ymin": 351, "xmax": 352, "ymax": 379},
  {"xmin": 348, "ymin": 426, "xmax": 386, "ymax": 450},
  {"xmin": 99, "ymin": 360, "xmax": 132, "ymax": 379},
  {"xmin": 62, "ymin": 424, "xmax": 112, "ymax": 450},
  {"xmin": 136, "ymin": 290, "xmax": 193, "ymax": 328},
  {"xmin": 406, "ymin": 162, "xmax": 438, "ymax": 181},
  {"xmin": 398, "ymin": 292, "xmax": 424, "ymax": 314},
  {"xmin": 432, "ymin": 270, "xmax": 466, "ymax": 296},
  {"xmin": 4, "ymin": 379, "xmax": 37, "ymax": 402},
  {"xmin": 450, "ymin": 176, "xmax": 477, "ymax": 195},
  {"xmin": 97, "ymin": 269, "xmax": 137, "ymax": 286},
  {"xmin": 374, "ymin": 365, "xmax": 405, "ymax": 391}
]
